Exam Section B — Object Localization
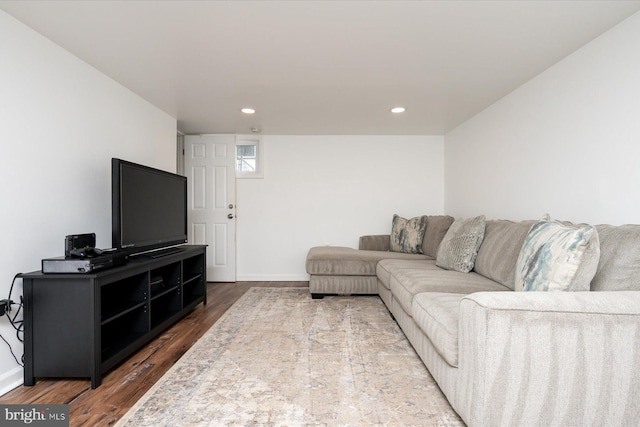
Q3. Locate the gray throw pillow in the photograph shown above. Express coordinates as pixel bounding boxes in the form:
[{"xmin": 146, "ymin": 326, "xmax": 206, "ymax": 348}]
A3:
[
  {"xmin": 436, "ymin": 215, "xmax": 486, "ymax": 273},
  {"xmin": 390, "ymin": 214, "xmax": 428, "ymax": 254}
]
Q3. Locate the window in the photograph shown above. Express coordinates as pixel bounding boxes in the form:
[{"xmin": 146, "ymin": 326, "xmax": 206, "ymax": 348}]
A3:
[
  {"xmin": 236, "ymin": 145, "xmax": 256, "ymax": 172},
  {"xmin": 235, "ymin": 136, "xmax": 263, "ymax": 178}
]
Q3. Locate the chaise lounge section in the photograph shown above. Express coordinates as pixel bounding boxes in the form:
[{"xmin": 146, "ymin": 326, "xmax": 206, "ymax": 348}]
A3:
[
  {"xmin": 306, "ymin": 215, "xmax": 640, "ymax": 426},
  {"xmin": 306, "ymin": 215, "xmax": 454, "ymax": 298}
]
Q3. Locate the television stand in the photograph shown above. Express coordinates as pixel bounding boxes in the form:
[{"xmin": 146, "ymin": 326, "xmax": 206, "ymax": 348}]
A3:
[{"xmin": 20, "ymin": 245, "xmax": 206, "ymax": 388}]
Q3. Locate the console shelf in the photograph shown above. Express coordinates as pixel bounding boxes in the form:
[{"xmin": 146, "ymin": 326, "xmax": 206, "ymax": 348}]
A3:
[
  {"xmin": 21, "ymin": 245, "xmax": 206, "ymax": 388},
  {"xmin": 101, "ymin": 300, "xmax": 147, "ymax": 325}
]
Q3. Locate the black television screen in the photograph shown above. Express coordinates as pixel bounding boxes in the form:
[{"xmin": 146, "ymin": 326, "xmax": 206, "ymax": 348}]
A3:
[{"xmin": 112, "ymin": 158, "xmax": 187, "ymax": 255}]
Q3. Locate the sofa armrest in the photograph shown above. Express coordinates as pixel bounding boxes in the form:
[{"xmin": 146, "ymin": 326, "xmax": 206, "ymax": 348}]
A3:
[
  {"xmin": 359, "ymin": 234, "xmax": 390, "ymax": 251},
  {"xmin": 463, "ymin": 290, "xmax": 640, "ymax": 315},
  {"xmin": 456, "ymin": 291, "xmax": 640, "ymax": 426}
]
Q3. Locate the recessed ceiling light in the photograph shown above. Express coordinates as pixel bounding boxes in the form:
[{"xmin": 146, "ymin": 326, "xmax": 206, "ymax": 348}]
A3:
[
  {"xmin": 391, "ymin": 107, "xmax": 406, "ymax": 113},
  {"xmin": 241, "ymin": 108, "xmax": 255, "ymax": 114}
]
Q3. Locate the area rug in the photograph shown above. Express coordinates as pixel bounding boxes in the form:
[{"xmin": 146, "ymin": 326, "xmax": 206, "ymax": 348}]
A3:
[{"xmin": 116, "ymin": 287, "xmax": 464, "ymax": 426}]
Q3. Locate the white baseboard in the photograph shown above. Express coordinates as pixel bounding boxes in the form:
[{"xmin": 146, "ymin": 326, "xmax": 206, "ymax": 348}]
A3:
[
  {"xmin": 0, "ymin": 366, "xmax": 23, "ymax": 397},
  {"xmin": 235, "ymin": 274, "xmax": 310, "ymax": 282}
]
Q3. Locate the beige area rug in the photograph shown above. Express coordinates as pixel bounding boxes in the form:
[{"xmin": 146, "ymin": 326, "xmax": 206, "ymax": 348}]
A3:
[{"xmin": 116, "ymin": 287, "xmax": 464, "ymax": 426}]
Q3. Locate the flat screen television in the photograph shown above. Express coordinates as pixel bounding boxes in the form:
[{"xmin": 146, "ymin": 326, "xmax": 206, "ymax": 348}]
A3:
[{"xmin": 112, "ymin": 158, "xmax": 188, "ymax": 256}]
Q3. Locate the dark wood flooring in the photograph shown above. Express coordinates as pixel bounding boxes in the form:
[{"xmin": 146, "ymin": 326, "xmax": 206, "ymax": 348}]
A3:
[{"xmin": 0, "ymin": 281, "xmax": 309, "ymax": 427}]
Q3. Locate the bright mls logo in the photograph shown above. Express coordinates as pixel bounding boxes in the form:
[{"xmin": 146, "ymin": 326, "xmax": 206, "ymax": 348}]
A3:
[{"xmin": 0, "ymin": 405, "xmax": 68, "ymax": 426}]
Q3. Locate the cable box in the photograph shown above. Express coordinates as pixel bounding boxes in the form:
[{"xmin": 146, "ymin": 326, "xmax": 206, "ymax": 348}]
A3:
[{"xmin": 42, "ymin": 252, "xmax": 128, "ymax": 274}]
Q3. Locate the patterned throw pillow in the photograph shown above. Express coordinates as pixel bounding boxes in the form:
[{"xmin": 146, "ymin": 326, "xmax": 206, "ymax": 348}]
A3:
[
  {"xmin": 435, "ymin": 215, "xmax": 486, "ymax": 273},
  {"xmin": 514, "ymin": 215, "xmax": 600, "ymax": 292},
  {"xmin": 390, "ymin": 214, "xmax": 428, "ymax": 254}
]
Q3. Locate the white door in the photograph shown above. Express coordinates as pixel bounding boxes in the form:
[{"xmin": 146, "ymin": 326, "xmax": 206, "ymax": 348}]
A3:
[{"xmin": 184, "ymin": 134, "xmax": 236, "ymax": 282}]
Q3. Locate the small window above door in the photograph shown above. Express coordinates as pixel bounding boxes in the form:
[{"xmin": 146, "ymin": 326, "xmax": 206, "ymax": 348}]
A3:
[{"xmin": 236, "ymin": 136, "xmax": 264, "ymax": 178}]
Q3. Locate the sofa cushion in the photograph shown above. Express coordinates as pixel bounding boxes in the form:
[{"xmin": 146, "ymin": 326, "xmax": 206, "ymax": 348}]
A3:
[
  {"xmin": 390, "ymin": 214, "xmax": 428, "ymax": 254},
  {"xmin": 592, "ymin": 224, "xmax": 640, "ymax": 291},
  {"xmin": 474, "ymin": 220, "xmax": 535, "ymax": 290},
  {"xmin": 358, "ymin": 234, "xmax": 390, "ymax": 251},
  {"xmin": 306, "ymin": 246, "xmax": 429, "ymax": 276},
  {"xmin": 377, "ymin": 259, "xmax": 437, "ymax": 290},
  {"xmin": 390, "ymin": 266, "xmax": 510, "ymax": 317},
  {"xmin": 422, "ymin": 215, "xmax": 455, "ymax": 258},
  {"xmin": 436, "ymin": 215, "xmax": 486, "ymax": 273},
  {"xmin": 514, "ymin": 215, "xmax": 600, "ymax": 292},
  {"xmin": 412, "ymin": 293, "xmax": 465, "ymax": 367}
]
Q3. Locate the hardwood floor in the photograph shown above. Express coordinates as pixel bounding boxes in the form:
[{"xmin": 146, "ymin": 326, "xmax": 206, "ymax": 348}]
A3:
[{"xmin": 0, "ymin": 281, "xmax": 308, "ymax": 426}]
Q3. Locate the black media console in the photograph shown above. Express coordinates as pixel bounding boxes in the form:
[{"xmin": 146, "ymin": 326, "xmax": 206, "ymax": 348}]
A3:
[{"xmin": 20, "ymin": 245, "xmax": 206, "ymax": 388}]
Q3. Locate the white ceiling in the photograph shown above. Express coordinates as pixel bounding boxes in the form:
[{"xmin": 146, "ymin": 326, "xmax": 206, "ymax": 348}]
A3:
[{"xmin": 2, "ymin": 1, "xmax": 639, "ymax": 135}]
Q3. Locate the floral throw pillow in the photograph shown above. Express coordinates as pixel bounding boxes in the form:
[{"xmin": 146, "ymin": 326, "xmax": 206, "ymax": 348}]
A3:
[
  {"xmin": 514, "ymin": 215, "xmax": 600, "ymax": 292},
  {"xmin": 390, "ymin": 214, "xmax": 428, "ymax": 254}
]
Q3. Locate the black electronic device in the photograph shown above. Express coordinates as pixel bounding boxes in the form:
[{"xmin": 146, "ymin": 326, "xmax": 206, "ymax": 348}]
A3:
[
  {"xmin": 42, "ymin": 252, "xmax": 128, "ymax": 274},
  {"xmin": 112, "ymin": 158, "xmax": 188, "ymax": 256},
  {"xmin": 68, "ymin": 246, "xmax": 117, "ymax": 258},
  {"xmin": 69, "ymin": 247, "xmax": 96, "ymax": 258},
  {"xmin": 65, "ymin": 233, "xmax": 96, "ymax": 257}
]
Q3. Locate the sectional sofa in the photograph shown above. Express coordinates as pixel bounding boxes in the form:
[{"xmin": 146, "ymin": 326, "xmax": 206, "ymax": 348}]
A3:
[{"xmin": 305, "ymin": 215, "xmax": 640, "ymax": 426}]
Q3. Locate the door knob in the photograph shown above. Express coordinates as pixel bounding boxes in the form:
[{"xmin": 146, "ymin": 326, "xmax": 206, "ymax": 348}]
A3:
[
  {"xmin": 228, "ymin": 213, "xmax": 234, "ymax": 219},
  {"xmin": 228, "ymin": 204, "xmax": 234, "ymax": 209}
]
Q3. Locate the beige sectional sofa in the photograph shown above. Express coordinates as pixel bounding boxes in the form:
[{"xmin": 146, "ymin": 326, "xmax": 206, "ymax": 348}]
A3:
[{"xmin": 305, "ymin": 216, "xmax": 640, "ymax": 426}]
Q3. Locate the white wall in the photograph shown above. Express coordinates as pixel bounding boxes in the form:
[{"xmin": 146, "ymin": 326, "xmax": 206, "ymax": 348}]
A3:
[
  {"xmin": 236, "ymin": 135, "xmax": 444, "ymax": 280},
  {"xmin": 0, "ymin": 11, "xmax": 176, "ymax": 394},
  {"xmin": 445, "ymin": 11, "xmax": 640, "ymax": 225}
]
